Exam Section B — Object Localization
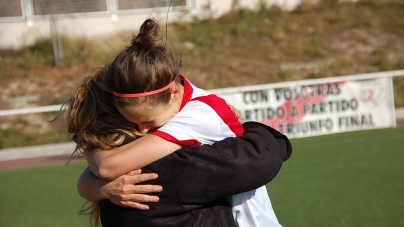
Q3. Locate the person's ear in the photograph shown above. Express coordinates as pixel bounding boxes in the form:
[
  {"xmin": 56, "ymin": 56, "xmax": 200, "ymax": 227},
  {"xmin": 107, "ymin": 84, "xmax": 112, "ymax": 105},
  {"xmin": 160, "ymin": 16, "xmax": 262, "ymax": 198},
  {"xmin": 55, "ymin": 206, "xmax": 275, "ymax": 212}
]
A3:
[{"xmin": 171, "ymin": 85, "xmax": 181, "ymax": 100}]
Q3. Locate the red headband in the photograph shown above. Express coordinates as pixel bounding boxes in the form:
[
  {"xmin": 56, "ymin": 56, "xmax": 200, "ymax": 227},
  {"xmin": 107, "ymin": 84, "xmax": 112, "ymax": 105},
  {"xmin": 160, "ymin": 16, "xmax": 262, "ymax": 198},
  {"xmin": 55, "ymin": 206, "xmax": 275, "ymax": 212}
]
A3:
[{"xmin": 113, "ymin": 81, "xmax": 174, "ymax": 98}]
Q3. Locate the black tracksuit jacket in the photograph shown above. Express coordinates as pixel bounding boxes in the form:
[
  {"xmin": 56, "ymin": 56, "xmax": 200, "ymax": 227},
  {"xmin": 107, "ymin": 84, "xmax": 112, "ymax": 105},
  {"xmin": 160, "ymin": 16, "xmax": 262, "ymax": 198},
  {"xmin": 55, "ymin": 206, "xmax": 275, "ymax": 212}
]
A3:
[{"xmin": 100, "ymin": 122, "xmax": 292, "ymax": 227}]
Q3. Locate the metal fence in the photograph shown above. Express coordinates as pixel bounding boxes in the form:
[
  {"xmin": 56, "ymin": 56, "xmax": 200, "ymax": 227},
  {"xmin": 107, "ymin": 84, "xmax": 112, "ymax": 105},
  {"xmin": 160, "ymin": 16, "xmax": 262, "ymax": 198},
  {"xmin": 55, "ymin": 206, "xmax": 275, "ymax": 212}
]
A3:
[
  {"xmin": 1, "ymin": 70, "xmax": 404, "ymax": 118},
  {"xmin": 0, "ymin": 0, "xmax": 191, "ymax": 22}
]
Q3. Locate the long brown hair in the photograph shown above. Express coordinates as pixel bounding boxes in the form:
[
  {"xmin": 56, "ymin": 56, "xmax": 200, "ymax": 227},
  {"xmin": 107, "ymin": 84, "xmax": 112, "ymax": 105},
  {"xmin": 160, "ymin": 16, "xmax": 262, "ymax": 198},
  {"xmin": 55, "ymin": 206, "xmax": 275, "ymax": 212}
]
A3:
[
  {"xmin": 58, "ymin": 67, "xmax": 141, "ymax": 227},
  {"xmin": 63, "ymin": 67, "xmax": 141, "ymax": 153}
]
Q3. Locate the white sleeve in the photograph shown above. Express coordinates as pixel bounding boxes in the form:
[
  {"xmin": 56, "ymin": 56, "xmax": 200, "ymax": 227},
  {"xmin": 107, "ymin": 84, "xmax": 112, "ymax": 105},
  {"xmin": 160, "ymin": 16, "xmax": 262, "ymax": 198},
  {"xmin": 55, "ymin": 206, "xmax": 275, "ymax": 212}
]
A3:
[{"xmin": 152, "ymin": 100, "xmax": 235, "ymax": 145}]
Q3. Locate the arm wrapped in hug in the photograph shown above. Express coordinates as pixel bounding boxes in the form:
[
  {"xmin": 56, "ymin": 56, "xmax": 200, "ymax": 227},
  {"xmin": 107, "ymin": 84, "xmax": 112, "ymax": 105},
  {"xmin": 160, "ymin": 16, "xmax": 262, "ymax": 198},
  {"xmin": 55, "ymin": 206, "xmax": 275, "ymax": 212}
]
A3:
[{"xmin": 99, "ymin": 122, "xmax": 292, "ymax": 227}]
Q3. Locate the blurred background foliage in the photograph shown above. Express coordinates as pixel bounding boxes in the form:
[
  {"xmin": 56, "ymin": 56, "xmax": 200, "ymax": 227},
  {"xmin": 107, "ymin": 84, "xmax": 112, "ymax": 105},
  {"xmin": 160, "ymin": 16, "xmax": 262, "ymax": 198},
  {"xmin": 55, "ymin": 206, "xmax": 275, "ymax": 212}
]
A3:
[{"xmin": 0, "ymin": 0, "xmax": 403, "ymax": 148}]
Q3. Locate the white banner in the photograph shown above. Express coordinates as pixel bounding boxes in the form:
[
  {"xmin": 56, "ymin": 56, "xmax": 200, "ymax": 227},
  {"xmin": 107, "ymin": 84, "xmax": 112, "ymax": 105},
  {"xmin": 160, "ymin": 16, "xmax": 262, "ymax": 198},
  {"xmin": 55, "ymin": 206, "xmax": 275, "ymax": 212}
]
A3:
[{"xmin": 211, "ymin": 75, "xmax": 396, "ymax": 138}]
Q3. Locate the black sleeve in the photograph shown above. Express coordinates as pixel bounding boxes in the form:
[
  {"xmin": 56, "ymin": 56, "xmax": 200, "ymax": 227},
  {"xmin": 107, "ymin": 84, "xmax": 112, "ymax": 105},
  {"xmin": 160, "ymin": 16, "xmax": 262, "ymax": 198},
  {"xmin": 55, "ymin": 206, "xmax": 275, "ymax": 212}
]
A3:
[{"xmin": 169, "ymin": 121, "xmax": 292, "ymax": 208}]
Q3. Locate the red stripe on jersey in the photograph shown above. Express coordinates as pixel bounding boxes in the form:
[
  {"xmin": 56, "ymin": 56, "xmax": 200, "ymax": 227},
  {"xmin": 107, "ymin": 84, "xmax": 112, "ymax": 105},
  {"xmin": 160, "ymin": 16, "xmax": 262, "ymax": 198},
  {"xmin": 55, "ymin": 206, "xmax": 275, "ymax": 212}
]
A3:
[
  {"xmin": 192, "ymin": 95, "xmax": 244, "ymax": 136},
  {"xmin": 152, "ymin": 130, "xmax": 202, "ymax": 147}
]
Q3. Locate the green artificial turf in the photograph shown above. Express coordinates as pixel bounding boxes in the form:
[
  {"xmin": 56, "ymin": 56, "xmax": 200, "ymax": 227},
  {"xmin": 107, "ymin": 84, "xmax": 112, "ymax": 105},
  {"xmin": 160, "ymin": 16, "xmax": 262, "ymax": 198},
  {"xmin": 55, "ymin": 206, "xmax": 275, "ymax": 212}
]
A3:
[
  {"xmin": 267, "ymin": 126, "xmax": 404, "ymax": 227},
  {"xmin": 0, "ymin": 127, "xmax": 403, "ymax": 227},
  {"xmin": 0, "ymin": 162, "xmax": 89, "ymax": 227}
]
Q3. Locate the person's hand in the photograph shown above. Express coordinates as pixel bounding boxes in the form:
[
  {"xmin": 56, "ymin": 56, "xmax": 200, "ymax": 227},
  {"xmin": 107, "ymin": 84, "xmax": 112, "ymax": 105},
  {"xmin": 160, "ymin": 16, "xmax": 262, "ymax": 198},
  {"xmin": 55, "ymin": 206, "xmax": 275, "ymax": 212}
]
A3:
[
  {"xmin": 228, "ymin": 104, "xmax": 242, "ymax": 123},
  {"xmin": 99, "ymin": 169, "xmax": 163, "ymax": 210}
]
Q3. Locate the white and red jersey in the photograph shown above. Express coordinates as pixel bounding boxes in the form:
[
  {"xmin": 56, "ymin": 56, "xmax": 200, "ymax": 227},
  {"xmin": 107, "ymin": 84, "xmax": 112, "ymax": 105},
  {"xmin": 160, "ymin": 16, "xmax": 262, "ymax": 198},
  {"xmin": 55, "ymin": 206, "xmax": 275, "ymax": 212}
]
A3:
[
  {"xmin": 151, "ymin": 75, "xmax": 244, "ymax": 146},
  {"xmin": 152, "ymin": 75, "xmax": 281, "ymax": 227}
]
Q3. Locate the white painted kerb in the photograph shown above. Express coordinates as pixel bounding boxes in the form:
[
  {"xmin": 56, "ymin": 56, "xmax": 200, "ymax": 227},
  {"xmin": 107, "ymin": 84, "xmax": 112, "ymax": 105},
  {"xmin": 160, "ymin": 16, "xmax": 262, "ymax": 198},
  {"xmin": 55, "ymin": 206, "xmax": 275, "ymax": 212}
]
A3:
[{"xmin": 0, "ymin": 142, "xmax": 76, "ymax": 161}]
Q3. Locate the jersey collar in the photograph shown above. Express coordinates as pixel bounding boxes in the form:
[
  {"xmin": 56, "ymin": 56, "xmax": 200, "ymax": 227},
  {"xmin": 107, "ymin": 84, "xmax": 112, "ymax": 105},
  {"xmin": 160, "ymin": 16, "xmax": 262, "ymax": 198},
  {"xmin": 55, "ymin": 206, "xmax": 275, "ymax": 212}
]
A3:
[{"xmin": 178, "ymin": 74, "xmax": 193, "ymax": 111}]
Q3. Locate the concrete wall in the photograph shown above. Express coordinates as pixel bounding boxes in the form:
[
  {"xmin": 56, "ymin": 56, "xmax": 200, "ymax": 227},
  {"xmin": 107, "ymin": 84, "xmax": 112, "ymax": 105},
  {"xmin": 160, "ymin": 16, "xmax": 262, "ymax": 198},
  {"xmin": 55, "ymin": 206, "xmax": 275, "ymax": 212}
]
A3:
[{"xmin": 0, "ymin": 0, "xmax": 302, "ymax": 49}]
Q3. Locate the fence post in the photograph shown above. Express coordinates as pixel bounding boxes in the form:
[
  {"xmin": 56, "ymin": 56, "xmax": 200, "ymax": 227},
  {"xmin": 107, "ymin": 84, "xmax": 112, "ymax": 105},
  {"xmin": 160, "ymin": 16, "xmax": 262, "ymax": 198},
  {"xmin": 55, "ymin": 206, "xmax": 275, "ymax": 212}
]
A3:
[
  {"xmin": 20, "ymin": 0, "xmax": 34, "ymax": 26},
  {"xmin": 50, "ymin": 15, "xmax": 64, "ymax": 67},
  {"xmin": 107, "ymin": 0, "xmax": 118, "ymax": 20}
]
